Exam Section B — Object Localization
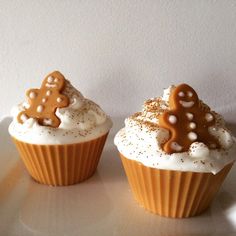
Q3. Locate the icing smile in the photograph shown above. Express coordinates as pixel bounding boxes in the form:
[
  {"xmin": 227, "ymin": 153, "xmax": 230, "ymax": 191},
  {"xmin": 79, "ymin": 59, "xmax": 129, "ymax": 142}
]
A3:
[
  {"xmin": 179, "ymin": 100, "xmax": 194, "ymax": 108},
  {"xmin": 45, "ymin": 83, "xmax": 57, "ymax": 88}
]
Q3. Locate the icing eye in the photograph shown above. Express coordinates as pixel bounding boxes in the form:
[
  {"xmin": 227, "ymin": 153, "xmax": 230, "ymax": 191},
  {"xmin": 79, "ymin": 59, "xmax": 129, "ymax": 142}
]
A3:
[
  {"xmin": 178, "ymin": 91, "xmax": 185, "ymax": 97},
  {"xmin": 54, "ymin": 78, "xmax": 59, "ymax": 83},
  {"xmin": 187, "ymin": 91, "xmax": 193, "ymax": 97},
  {"xmin": 47, "ymin": 76, "xmax": 54, "ymax": 83}
]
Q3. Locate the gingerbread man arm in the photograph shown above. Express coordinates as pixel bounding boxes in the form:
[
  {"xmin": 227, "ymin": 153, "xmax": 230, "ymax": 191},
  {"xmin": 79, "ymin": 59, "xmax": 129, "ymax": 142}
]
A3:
[
  {"xmin": 54, "ymin": 94, "xmax": 69, "ymax": 108},
  {"xmin": 17, "ymin": 111, "xmax": 28, "ymax": 123},
  {"xmin": 17, "ymin": 89, "xmax": 39, "ymax": 123},
  {"xmin": 37, "ymin": 113, "xmax": 61, "ymax": 128},
  {"xmin": 159, "ymin": 111, "xmax": 185, "ymax": 153},
  {"xmin": 204, "ymin": 111, "xmax": 215, "ymax": 125},
  {"xmin": 50, "ymin": 114, "xmax": 61, "ymax": 128},
  {"xmin": 26, "ymin": 89, "xmax": 39, "ymax": 104}
]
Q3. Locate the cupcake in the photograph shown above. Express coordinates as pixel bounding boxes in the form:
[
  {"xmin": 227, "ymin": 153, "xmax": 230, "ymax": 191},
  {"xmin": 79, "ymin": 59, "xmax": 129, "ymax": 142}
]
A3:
[
  {"xmin": 9, "ymin": 71, "xmax": 112, "ymax": 186},
  {"xmin": 115, "ymin": 83, "xmax": 236, "ymax": 218}
]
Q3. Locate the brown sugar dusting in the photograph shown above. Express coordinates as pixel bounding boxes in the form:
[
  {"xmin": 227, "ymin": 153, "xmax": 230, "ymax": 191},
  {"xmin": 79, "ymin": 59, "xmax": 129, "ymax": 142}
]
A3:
[
  {"xmin": 129, "ymin": 98, "xmax": 169, "ymax": 132},
  {"xmin": 130, "ymin": 113, "xmax": 159, "ymax": 131},
  {"xmin": 144, "ymin": 98, "xmax": 168, "ymax": 115}
]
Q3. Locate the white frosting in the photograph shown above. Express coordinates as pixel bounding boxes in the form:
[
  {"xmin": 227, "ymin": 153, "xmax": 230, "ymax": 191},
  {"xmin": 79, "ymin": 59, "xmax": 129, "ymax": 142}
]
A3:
[
  {"xmin": 9, "ymin": 80, "xmax": 112, "ymax": 144},
  {"xmin": 114, "ymin": 86, "xmax": 236, "ymax": 174}
]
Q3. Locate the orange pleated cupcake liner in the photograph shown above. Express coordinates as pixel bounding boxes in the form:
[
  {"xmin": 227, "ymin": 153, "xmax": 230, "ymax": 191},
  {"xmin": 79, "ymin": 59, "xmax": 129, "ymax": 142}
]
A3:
[
  {"xmin": 12, "ymin": 133, "xmax": 108, "ymax": 186},
  {"xmin": 119, "ymin": 153, "xmax": 233, "ymax": 218}
]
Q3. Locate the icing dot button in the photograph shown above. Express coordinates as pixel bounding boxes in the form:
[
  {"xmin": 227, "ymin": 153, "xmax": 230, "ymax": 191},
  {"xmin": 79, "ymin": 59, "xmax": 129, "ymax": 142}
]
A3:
[
  {"xmin": 42, "ymin": 98, "xmax": 47, "ymax": 103},
  {"xmin": 46, "ymin": 90, "xmax": 52, "ymax": 96},
  {"xmin": 205, "ymin": 113, "xmax": 213, "ymax": 122},
  {"xmin": 168, "ymin": 115, "xmax": 177, "ymax": 124},
  {"xmin": 29, "ymin": 92, "xmax": 36, "ymax": 99},
  {"xmin": 186, "ymin": 112, "xmax": 194, "ymax": 120},
  {"xmin": 37, "ymin": 105, "xmax": 44, "ymax": 113},
  {"xmin": 189, "ymin": 122, "xmax": 196, "ymax": 129},
  {"xmin": 57, "ymin": 97, "xmax": 62, "ymax": 103},
  {"xmin": 188, "ymin": 132, "xmax": 198, "ymax": 141}
]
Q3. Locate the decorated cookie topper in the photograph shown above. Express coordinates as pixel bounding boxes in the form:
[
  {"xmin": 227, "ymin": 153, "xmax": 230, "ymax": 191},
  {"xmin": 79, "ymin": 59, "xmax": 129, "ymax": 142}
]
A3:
[
  {"xmin": 17, "ymin": 71, "xmax": 69, "ymax": 128},
  {"xmin": 158, "ymin": 84, "xmax": 220, "ymax": 154}
]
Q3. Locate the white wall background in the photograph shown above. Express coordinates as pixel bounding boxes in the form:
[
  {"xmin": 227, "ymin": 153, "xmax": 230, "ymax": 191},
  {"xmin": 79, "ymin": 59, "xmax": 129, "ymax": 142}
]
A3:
[{"xmin": 1, "ymin": 0, "xmax": 236, "ymax": 125}]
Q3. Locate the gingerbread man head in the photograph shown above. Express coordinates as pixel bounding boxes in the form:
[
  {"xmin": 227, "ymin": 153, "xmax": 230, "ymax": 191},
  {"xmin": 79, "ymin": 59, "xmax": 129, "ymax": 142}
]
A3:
[
  {"xmin": 41, "ymin": 71, "xmax": 65, "ymax": 91},
  {"xmin": 170, "ymin": 84, "xmax": 199, "ymax": 110},
  {"xmin": 158, "ymin": 84, "xmax": 220, "ymax": 154}
]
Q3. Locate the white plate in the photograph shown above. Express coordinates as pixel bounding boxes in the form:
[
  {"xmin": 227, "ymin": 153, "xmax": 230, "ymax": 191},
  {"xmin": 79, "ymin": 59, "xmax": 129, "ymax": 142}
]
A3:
[{"xmin": 1, "ymin": 117, "xmax": 236, "ymax": 236}]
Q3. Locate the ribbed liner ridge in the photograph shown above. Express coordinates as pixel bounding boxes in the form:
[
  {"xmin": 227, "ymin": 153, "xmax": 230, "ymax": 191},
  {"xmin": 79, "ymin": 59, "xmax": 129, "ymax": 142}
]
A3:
[
  {"xmin": 120, "ymin": 153, "xmax": 233, "ymax": 218},
  {"xmin": 12, "ymin": 133, "xmax": 108, "ymax": 186}
]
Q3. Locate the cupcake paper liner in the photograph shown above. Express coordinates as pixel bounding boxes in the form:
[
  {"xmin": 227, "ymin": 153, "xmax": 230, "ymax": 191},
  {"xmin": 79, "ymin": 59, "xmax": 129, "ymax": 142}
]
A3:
[
  {"xmin": 120, "ymin": 153, "xmax": 233, "ymax": 218},
  {"xmin": 12, "ymin": 133, "xmax": 108, "ymax": 186}
]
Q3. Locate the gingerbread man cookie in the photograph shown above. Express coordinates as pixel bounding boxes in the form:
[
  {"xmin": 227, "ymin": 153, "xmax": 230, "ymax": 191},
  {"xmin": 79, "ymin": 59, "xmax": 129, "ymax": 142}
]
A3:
[
  {"xmin": 17, "ymin": 71, "xmax": 69, "ymax": 128},
  {"xmin": 158, "ymin": 84, "xmax": 220, "ymax": 154}
]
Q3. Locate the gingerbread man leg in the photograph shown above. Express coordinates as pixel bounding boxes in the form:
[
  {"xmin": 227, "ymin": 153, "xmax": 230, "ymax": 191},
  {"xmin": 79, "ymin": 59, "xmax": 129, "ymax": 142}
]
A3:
[
  {"xmin": 163, "ymin": 140, "xmax": 183, "ymax": 153},
  {"xmin": 45, "ymin": 114, "xmax": 61, "ymax": 128},
  {"xmin": 26, "ymin": 89, "xmax": 39, "ymax": 101},
  {"xmin": 17, "ymin": 111, "xmax": 29, "ymax": 123}
]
